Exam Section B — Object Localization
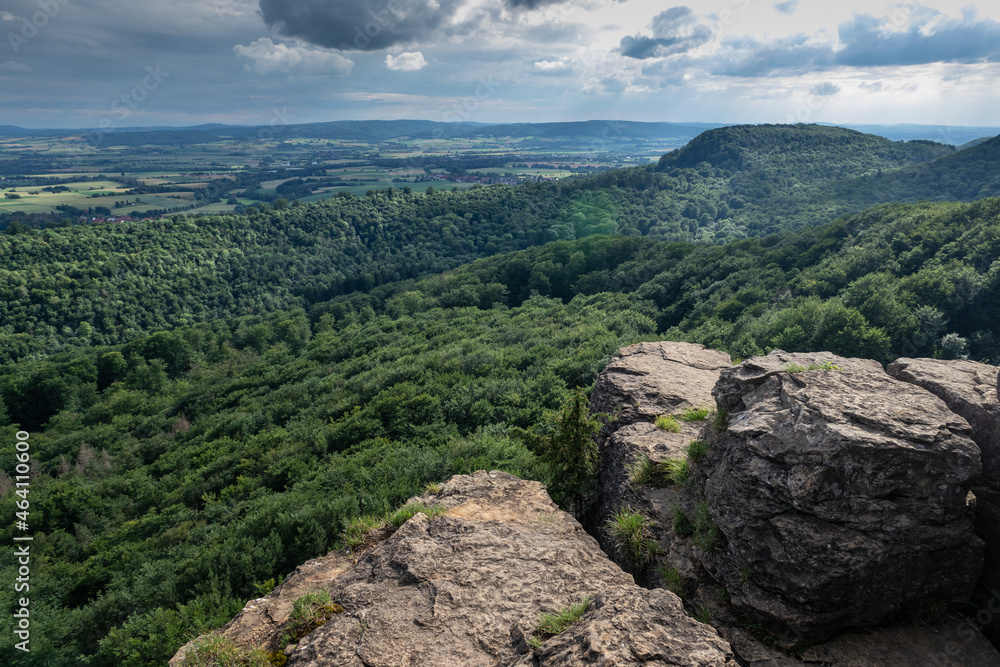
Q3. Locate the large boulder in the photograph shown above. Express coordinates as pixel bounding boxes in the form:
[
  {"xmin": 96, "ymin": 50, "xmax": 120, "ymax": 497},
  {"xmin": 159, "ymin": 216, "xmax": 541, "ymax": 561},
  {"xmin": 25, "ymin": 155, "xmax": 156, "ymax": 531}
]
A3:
[
  {"xmin": 590, "ymin": 341, "xmax": 732, "ymax": 421},
  {"xmin": 174, "ymin": 471, "xmax": 736, "ymax": 667},
  {"xmin": 701, "ymin": 350, "xmax": 983, "ymax": 645},
  {"xmin": 886, "ymin": 357, "xmax": 1000, "ymax": 647}
]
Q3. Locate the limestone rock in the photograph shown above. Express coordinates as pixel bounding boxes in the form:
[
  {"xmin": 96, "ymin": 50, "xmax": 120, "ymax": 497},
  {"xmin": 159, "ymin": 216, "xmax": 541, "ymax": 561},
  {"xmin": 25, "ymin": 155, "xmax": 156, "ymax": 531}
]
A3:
[
  {"xmin": 275, "ymin": 471, "xmax": 735, "ymax": 667},
  {"xmin": 589, "ymin": 342, "xmax": 730, "ymax": 583},
  {"xmin": 169, "ymin": 551, "xmax": 353, "ymax": 665},
  {"xmin": 590, "ymin": 341, "xmax": 731, "ymax": 422},
  {"xmin": 886, "ymin": 357, "xmax": 1000, "ymax": 647},
  {"xmin": 886, "ymin": 358, "xmax": 1000, "ymax": 480},
  {"xmin": 701, "ymin": 350, "xmax": 983, "ymax": 645},
  {"xmin": 512, "ymin": 587, "xmax": 736, "ymax": 666}
]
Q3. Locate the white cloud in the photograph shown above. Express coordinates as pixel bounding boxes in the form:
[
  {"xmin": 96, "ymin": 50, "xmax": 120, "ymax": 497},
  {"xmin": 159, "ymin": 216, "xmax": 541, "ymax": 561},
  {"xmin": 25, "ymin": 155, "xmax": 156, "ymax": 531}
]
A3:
[
  {"xmin": 0, "ymin": 61, "xmax": 31, "ymax": 73},
  {"xmin": 534, "ymin": 58, "xmax": 571, "ymax": 73},
  {"xmin": 385, "ymin": 52, "xmax": 428, "ymax": 72},
  {"xmin": 233, "ymin": 38, "xmax": 354, "ymax": 75},
  {"xmin": 0, "ymin": 12, "xmax": 15, "ymax": 21}
]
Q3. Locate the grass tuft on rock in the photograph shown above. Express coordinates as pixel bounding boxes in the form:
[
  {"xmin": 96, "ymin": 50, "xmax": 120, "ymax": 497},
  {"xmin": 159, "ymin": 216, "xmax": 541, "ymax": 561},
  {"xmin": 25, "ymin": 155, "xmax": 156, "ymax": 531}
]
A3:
[{"xmin": 528, "ymin": 597, "xmax": 592, "ymax": 648}]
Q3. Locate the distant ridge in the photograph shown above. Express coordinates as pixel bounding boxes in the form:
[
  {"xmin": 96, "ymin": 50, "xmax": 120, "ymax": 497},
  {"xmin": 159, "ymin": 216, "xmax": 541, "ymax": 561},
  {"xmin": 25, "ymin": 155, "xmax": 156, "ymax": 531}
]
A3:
[{"xmin": 1, "ymin": 119, "xmax": 997, "ymax": 146}]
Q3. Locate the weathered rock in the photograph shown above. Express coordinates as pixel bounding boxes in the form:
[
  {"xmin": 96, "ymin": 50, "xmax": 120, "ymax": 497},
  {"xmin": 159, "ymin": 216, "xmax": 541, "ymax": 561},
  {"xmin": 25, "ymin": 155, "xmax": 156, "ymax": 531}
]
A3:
[
  {"xmin": 173, "ymin": 471, "xmax": 736, "ymax": 666},
  {"xmin": 798, "ymin": 612, "xmax": 1000, "ymax": 667},
  {"xmin": 886, "ymin": 357, "xmax": 1000, "ymax": 648},
  {"xmin": 589, "ymin": 342, "xmax": 730, "ymax": 582},
  {"xmin": 512, "ymin": 587, "xmax": 736, "ymax": 666},
  {"xmin": 169, "ymin": 551, "xmax": 354, "ymax": 665},
  {"xmin": 590, "ymin": 341, "xmax": 732, "ymax": 422},
  {"xmin": 700, "ymin": 350, "xmax": 983, "ymax": 645},
  {"xmin": 886, "ymin": 358, "xmax": 1000, "ymax": 480}
]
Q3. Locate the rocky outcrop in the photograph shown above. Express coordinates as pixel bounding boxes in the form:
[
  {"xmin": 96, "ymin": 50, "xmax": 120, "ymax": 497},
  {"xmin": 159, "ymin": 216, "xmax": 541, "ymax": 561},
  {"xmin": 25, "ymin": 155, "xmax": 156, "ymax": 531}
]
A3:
[
  {"xmin": 701, "ymin": 350, "xmax": 983, "ymax": 644},
  {"xmin": 886, "ymin": 358, "xmax": 1000, "ymax": 478},
  {"xmin": 886, "ymin": 357, "xmax": 1000, "ymax": 646},
  {"xmin": 590, "ymin": 341, "xmax": 731, "ymax": 583},
  {"xmin": 173, "ymin": 471, "xmax": 736, "ymax": 667},
  {"xmin": 169, "ymin": 552, "xmax": 354, "ymax": 665},
  {"xmin": 590, "ymin": 341, "xmax": 732, "ymax": 421}
]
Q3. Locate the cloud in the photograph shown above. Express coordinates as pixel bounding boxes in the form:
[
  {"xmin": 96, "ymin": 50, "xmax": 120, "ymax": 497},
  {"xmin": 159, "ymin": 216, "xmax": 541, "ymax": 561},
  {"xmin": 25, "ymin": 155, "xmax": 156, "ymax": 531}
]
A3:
[
  {"xmin": 233, "ymin": 38, "xmax": 354, "ymax": 75},
  {"xmin": 619, "ymin": 6, "xmax": 714, "ymax": 60},
  {"xmin": 257, "ymin": 0, "xmax": 464, "ymax": 51},
  {"xmin": 504, "ymin": 0, "xmax": 565, "ymax": 8},
  {"xmin": 773, "ymin": 1, "xmax": 798, "ymax": 15},
  {"xmin": 534, "ymin": 58, "xmax": 571, "ymax": 74},
  {"xmin": 810, "ymin": 82, "xmax": 840, "ymax": 96},
  {"xmin": 835, "ymin": 11, "xmax": 1000, "ymax": 66},
  {"xmin": 0, "ymin": 61, "xmax": 31, "ymax": 73},
  {"xmin": 0, "ymin": 11, "xmax": 16, "ymax": 21},
  {"xmin": 705, "ymin": 34, "xmax": 833, "ymax": 77},
  {"xmin": 385, "ymin": 51, "xmax": 427, "ymax": 71}
]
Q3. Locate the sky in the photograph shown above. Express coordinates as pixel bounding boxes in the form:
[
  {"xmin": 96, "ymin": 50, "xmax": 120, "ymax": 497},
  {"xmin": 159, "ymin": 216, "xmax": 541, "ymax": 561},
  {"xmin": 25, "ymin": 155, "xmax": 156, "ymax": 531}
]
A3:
[{"xmin": 1, "ymin": 0, "xmax": 999, "ymax": 129}]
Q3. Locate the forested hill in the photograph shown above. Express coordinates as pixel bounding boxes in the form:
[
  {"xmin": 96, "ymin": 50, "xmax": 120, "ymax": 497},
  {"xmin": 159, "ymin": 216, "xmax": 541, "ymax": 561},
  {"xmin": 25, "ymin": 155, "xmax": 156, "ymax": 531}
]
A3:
[
  {"xmin": 2, "ymin": 124, "xmax": 999, "ymax": 364},
  {"xmin": 1, "ymin": 197, "xmax": 998, "ymax": 665},
  {"xmin": 656, "ymin": 123, "xmax": 954, "ymax": 174}
]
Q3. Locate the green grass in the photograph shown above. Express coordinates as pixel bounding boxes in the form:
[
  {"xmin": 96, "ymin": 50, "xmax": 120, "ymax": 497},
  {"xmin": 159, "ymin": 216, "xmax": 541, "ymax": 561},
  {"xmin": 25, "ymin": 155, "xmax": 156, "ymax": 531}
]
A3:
[
  {"xmin": 628, "ymin": 455, "xmax": 667, "ymax": 486},
  {"xmin": 654, "ymin": 415, "xmax": 681, "ymax": 432},
  {"xmin": 528, "ymin": 597, "xmax": 592, "ymax": 648},
  {"xmin": 387, "ymin": 501, "xmax": 446, "ymax": 527},
  {"xmin": 664, "ymin": 457, "xmax": 690, "ymax": 486},
  {"xmin": 278, "ymin": 591, "xmax": 345, "ymax": 651},
  {"xmin": 659, "ymin": 565, "xmax": 686, "ymax": 596},
  {"xmin": 676, "ymin": 406, "xmax": 711, "ymax": 422},
  {"xmin": 686, "ymin": 440, "xmax": 709, "ymax": 462},
  {"xmin": 693, "ymin": 605, "xmax": 713, "ymax": 625},
  {"xmin": 341, "ymin": 502, "xmax": 445, "ymax": 550},
  {"xmin": 673, "ymin": 506, "xmax": 695, "ymax": 537},
  {"xmin": 693, "ymin": 502, "xmax": 721, "ymax": 552},
  {"xmin": 423, "ymin": 482, "xmax": 443, "ymax": 494},
  {"xmin": 783, "ymin": 361, "xmax": 844, "ymax": 372},
  {"xmin": 180, "ymin": 634, "xmax": 272, "ymax": 666},
  {"xmin": 605, "ymin": 507, "xmax": 658, "ymax": 565},
  {"xmin": 711, "ymin": 407, "xmax": 729, "ymax": 433},
  {"xmin": 341, "ymin": 514, "xmax": 385, "ymax": 551}
]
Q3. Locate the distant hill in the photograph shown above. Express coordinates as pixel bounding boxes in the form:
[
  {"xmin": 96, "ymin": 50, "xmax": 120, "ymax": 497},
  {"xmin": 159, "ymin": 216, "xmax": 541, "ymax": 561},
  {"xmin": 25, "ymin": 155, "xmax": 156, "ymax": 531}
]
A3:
[{"xmin": 656, "ymin": 124, "xmax": 953, "ymax": 174}]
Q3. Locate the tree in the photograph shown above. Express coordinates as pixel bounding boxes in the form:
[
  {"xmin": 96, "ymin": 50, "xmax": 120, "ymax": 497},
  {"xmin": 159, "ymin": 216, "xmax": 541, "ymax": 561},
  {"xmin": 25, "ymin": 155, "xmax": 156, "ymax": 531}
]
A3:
[{"xmin": 530, "ymin": 390, "xmax": 601, "ymax": 518}]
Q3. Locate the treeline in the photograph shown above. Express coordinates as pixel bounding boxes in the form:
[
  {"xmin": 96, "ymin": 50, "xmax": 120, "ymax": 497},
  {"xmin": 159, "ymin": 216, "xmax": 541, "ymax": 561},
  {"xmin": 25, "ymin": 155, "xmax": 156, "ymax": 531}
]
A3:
[
  {"xmin": 0, "ymin": 197, "xmax": 998, "ymax": 664},
  {"xmin": 2, "ymin": 124, "xmax": 999, "ymax": 365}
]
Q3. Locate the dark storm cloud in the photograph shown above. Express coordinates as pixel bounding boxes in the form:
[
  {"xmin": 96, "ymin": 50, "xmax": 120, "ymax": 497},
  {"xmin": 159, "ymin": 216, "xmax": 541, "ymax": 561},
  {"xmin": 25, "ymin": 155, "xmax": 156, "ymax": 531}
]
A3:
[
  {"xmin": 835, "ymin": 11, "xmax": 1000, "ymax": 66},
  {"xmin": 618, "ymin": 6, "xmax": 713, "ymax": 60},
  {"xmin": 258, "ymin": 0, "xmax": 464, "ymax": 51}
]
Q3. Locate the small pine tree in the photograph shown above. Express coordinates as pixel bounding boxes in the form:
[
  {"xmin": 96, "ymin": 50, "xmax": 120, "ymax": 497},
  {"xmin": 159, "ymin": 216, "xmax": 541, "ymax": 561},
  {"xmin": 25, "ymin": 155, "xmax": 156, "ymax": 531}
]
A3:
[{"xmin": 534, "ymin": 390, "xmax": 601, "ymax": 517}]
